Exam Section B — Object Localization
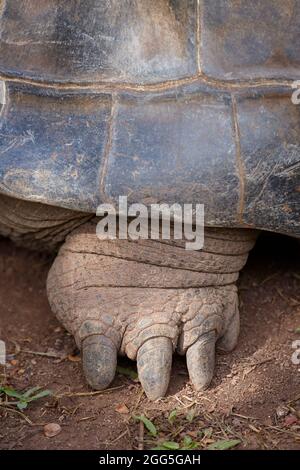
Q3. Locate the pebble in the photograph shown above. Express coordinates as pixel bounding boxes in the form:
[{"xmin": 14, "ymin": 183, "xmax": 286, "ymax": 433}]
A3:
[{"xmin": 44, "ymin": 423, "xmax": 62, "ymax": 438}]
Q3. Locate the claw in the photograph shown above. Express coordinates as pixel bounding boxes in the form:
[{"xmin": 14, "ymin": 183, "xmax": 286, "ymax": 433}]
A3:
[
  {"xmin": 186, "ymin": 330, "xmax": 216, "ymax": 391},
  {"xmin": 218, "ymin": 309, "xmax": 240, "ymax": 352},
  {"xmin": 82, "ymin": 335, "xmax": 117, "ymax": 390},
  {"xmin": 137, "ymin": 337, "xmax": 173, "ymax": 400}
]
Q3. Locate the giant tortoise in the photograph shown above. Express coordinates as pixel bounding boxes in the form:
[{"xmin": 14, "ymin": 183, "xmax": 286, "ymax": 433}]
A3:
[{"xmin": 0, "ymin": 0, "xmax": 299, "ymax": 400}]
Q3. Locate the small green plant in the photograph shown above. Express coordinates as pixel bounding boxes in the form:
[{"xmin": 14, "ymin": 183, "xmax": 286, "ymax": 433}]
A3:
[
  {"xmin": 207, "ymin": 439, "xmax": 241, "ymax": 450},
  {"xmin": 0, "ymin": 385, "xmax": 52, "ymax": 410},
  {"xmin": 186, "ymin": 408, "xmax": 196, "ymax": 423},
  {"xmin": 168, "ymin": 409, "xmax": 177, "ymax": 424},
  {"xmin": 152, "ymin": 436, "xmax": 199, "ymax": 451},
  {"xmin": 153, "ymin": 441, "xmax": 180, "ymax": 450},
  {"xmin": 116, "ymin": 366, "xmax": 138, "ymax": 380},
  {"xmin": 133, "ymin": 414, "xmax": 157, "ymax": 436},
  {"xmin": 134, "ymin": 408, "xmax": 243, "ymax": 451},
  {"xmin": 181, "ymin": 435, "xmax": 199, "ymax": 450}
]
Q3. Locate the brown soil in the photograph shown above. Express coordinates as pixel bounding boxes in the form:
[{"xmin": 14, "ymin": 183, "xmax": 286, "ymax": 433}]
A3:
[{"xmin": 0, "ymin": 233, "xmax": 299, "ymax": 450}]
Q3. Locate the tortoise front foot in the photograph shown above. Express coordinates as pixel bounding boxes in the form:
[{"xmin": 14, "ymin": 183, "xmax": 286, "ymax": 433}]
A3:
[{"xmin": 47, "ymin": 223, "xmax": 257, "ymax": 400}]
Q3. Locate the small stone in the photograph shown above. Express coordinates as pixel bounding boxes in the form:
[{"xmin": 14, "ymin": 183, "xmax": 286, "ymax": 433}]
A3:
[{"xmin": 44, "ymin": 423, "xmax": 62, "ymax": 438}]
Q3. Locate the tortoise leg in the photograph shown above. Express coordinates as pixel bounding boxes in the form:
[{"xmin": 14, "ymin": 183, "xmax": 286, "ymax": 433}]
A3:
[{"xmin": 47, "ymin": 222, "xmax": 257, "ymax": 400}]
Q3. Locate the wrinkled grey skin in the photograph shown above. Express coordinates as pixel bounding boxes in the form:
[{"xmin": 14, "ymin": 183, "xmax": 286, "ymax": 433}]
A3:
[{"xmin": 0, "ymin": 1, "xmax": 299, "ymax": 399}]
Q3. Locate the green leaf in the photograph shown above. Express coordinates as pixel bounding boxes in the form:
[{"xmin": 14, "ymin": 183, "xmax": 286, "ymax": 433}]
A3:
[
  {"xmin": 28, "ymin": 390, "xmax": 52, "ymax": 402},
  {"xmin": 134, "ymin": 414, "xmax": 157, "ymax": 436},
  {"xmin": 17, "ymin": 401, "xmax": 28, "ymax": 410},
  {"xmin": 183, "ymin": 436, "xmax": 192, "ymax": 446},
  {"xmin": 295, "ymin": 327, "xmax": 300, "ymax": 334},
  {"xmin": 23, "ymin": 386, "xmax": 42, "ymax": 398},
  {"xmin": 0, "ymin": 386, "xmax": 52, "ymax": 409},
  {"xmin": 181, "ymin": 435, "xmax": 199, "ymax": 450},
  {"xmin": 186, "ymin": 409, "xmax": 196, "ymax": 423},
  {"xmin": 168, "ymin": 409, "xmax": 177, "ymax": 424},
  {"xmin": 161, "ymin": 441, "xmax": 180, "ymax": 450},
  {"xmin": 116, "ymin": 366, "xmax": 138, "ymax": 380},
  {"xmin": 207, "ymin": 439, "xmax": 241, "ymax": 450},
  {"xmin": 0, "ymin": 387, "xmax": 24, "ymax": 400},
  {"xmin": 182, "ymin": 442, "xmax": 198, "ymax": 450}
]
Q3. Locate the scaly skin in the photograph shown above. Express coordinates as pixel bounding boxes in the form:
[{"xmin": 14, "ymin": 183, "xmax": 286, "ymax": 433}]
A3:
[
  {"xmin": 0, "ymin": 194, "xmax": 257, "ymax": 399},
  {"xmin": 47, "ymin": 222, "xmax": 257, "ymax": 399}
]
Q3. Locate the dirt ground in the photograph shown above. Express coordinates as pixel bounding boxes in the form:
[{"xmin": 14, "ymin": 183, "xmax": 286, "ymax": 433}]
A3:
[{"xmin": 0, "ymin": 232, "xmax": 299, "ymax": 450}]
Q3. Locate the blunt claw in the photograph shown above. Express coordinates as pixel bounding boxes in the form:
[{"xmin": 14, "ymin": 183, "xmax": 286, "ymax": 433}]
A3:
[
  {"xmin": 82, "ymin": 335, "xmax": 117, "ymax": 390},
  {"xmin": 186, "ymin": 330, "xmax": 216, "ymax": 391},
  {"xmin": 137, "ymin": 337, "xmax": 173, "ymax": 400},
  {"xmin": 217, "ymin": 309, "xmax": 240, "ymax": 352}
]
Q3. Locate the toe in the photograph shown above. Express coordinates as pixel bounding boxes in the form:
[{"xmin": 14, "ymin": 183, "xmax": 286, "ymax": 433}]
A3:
[
  {"xmin": 217, "ymin": 308, "xmax": 240, "ymax": 352},
  {"xmin": 137, "ymin": 337, "xmax": 173, "ymax": 400},
  {"xmin": 186, "ymin": 330, "xmax": 216, "ymax": 391},
  {"xmin": 82, "ymin": 335, "xmax": 117, "ymax": 390}
]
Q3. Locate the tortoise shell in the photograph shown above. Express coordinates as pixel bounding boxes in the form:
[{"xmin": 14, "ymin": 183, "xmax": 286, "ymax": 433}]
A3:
[{"xmin": 0, "ymin": 0, "xmax": 299, "ymax": 236}]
